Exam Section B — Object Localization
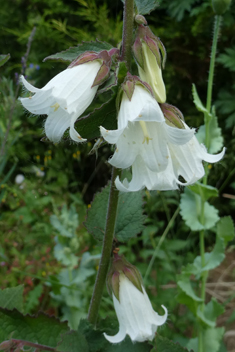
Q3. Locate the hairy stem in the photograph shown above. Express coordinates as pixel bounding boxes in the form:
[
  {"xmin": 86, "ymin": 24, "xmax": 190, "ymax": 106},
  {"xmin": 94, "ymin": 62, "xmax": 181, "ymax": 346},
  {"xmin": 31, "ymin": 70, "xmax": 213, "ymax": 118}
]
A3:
[
  {"xmin": 205, "ymin": 15, "xmax": 221, "ymax": 148},
  {"xmin": 120, "ymin": 0, "xmax": 134, "ymax": 70},
  {"xmin": 87, "ymin": 0, "xmax": 134, "ymax": 325},
  {"xmin": 87, "ymin": 167, "xmax": 121, "ymax": 325}
]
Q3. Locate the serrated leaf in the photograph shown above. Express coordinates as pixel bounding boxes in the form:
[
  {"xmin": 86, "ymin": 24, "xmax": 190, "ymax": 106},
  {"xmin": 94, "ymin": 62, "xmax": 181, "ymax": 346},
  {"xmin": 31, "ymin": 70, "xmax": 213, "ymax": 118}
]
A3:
[
  {"xmin": 192, "ymin": 84, "xmax": 207, "ymax": 114},
  {"xmin": 25, "ymin": 284, "xmax": 43, "ymax": 313},
  {"xmin": 152, "ymin": 334, "xmax": 193, "ymax": 352},
  {"xmin": 104, "ymin": 336, "xmax": 151, "ymax": 352},
  {"xmin": 84, "ymin": 184, "xmax": 145, "ymax": 242},
  {"xmin": 75, "ymin": 96, "xmax": 117, "ymax": 140},
  {"xmin": 0, "ymin": 54, "xmax": 10, "ymax": 67},
  {"xmin": 0, "ymin": 308, "xmax": 69, "ymax": 347},
  {"xmin": 183, "ymin": 235, "xmax": 225, "ymax": 279},
  {"xmin": 56, "ymin": 331, "xmax": 89, "ymax": 352},
  {"xmin": 217, "ymin": 216, "xmax": 235, "ymax": 245},
  {"xmin": 196, "ymin": 107, "xmax": 223, "ymax": 154},
  {"xmin": 134, "ymin": 0, "xmax": 159, "ymax": 15},
  {"xmin": 188, "ymin": 183, "xmax": 218, "ymax": 202},
  {"xmin": 0, "ymin": 286, "xmax": 23, "ymax": 312},
  {"xmin": 217, "ymin": 46, "xmax": 235, "ymax": 72},
  {"xmin": 186, "ymin": 327, "xmax": 224, "ymax": 352},
  {"xmin": 180, "ymin": 189, "xmax": 219, "ymax": 231},
  {"xmin": 177, "ymin": 275, "xmax": 202, "ymax": 302},
  {"xmin": 115, "ymin": 191, "xmax": 146, "ymax": 241},
  {"xmin": 44, "ymin": 40, "xmax": 113, "ymax": 62}
]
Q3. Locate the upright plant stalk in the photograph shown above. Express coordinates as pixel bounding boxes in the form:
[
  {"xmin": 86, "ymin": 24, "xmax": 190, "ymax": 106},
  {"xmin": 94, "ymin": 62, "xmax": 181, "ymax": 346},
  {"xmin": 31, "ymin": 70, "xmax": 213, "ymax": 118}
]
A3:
[
  {"xmin": 198, "ymin": 14, "xmax": 221, "ymax": 352},
  {"xmin": 205, "ymin": 15, "xmax": 222, "ymax": 147},
  {"xmin": 87, "ymin": 0, "xmax": 134, "ymax": 325},
  {"xmin": 120, "ymin": 0, "xmax": 134, "ymax": 68}
]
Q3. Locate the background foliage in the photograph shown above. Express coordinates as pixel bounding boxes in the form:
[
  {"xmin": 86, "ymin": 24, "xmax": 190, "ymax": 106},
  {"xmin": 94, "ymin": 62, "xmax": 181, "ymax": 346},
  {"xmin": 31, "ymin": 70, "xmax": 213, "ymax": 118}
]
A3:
[{"xmin": 0, "ymin": 0, "xmax": 235, "ymax": 351}]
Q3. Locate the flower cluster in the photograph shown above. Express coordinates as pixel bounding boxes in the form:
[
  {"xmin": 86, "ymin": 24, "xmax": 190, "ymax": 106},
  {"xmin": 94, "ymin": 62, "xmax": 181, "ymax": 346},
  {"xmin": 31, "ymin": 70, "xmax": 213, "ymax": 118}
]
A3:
[{"xmin": 20, "ymin": 18, "xmax": 225, "ymax": 192}]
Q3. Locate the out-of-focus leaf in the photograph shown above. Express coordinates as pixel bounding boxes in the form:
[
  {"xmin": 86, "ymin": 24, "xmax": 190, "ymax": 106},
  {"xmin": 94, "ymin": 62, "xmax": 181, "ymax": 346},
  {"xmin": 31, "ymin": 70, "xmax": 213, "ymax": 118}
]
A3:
[
  {"xmin": 152, "ymin": 334, "xmax": 194, "ymax": 351},
  {"xmin": 217, "ymin": 46, "xmax": 235, "ymax": 71},
  {"xmin": 0, "ymin": 54, "xmax": 10, "ymax": 67},
  {"xmin": 180, "ymin": 189, "xmax": 219, "ymax": 231},
  {"xmin": 217, "ymin": 216, "xmax": 235, "ymax": 245},
  {"xmin": 44, "ymin": 40, "xmax": 113, "ymax": 62},
  {"xmin": 134, "ymin": 0, "xmax": 159, "ymax": 15},
  {"xmin": 0, "ymin": 286, "xmax": 23, "ymax": 312},
  {"xmin": 188, "ymin": 183, "xmax": 218, "ymax": 201}
]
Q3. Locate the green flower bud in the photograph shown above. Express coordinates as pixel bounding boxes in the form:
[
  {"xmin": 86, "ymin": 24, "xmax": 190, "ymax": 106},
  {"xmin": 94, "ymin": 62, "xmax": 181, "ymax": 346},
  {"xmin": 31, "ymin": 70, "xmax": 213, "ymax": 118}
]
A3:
[{"xmin": 211, "ymin": 0, "xmax": 232, "ymax": 15}]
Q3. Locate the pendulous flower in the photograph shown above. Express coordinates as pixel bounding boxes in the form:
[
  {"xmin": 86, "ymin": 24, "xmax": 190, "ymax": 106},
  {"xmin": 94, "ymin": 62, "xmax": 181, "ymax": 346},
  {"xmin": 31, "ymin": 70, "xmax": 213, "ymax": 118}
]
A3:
[
  {"xmin": 20, "ymin": 49, "xmax": 116, "ymax": 143},
  {"xmin": 100, "ymin": 77, "xmax": 225, "ymax": 192},
  {"xmin": 104, "ymin": 253, "xmax": 167, "ymax": 343}
]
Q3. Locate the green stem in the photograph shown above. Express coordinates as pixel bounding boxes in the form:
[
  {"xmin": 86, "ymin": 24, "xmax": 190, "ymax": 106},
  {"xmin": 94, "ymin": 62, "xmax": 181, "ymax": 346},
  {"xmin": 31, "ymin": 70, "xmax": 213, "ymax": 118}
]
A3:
[
  {"xmin": 205, "ymin": 15, "xmax": 221, "ymax": 148},
  {"xmin": 144, "ymin": 207, "xmax": 180, "ymax": 284},
  {"xmin": 120, "ymin": 0, "xmax": 134, "ymax": 70},
  {"xmin": 87, "ymin": 167, "xmax": 120, "ymax": 325}
]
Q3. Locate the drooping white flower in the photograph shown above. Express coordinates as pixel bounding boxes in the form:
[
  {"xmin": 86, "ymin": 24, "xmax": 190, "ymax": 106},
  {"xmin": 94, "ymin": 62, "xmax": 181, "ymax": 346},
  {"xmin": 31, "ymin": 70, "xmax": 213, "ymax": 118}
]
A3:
[
  {"xmin": 20, "ymin": 60, "xmax": 102, "ymax": 143},
  {"xmin": 104, "ymin": 253, "xmax": 167, "ymax": 343},
  {"xmin": 100, "ymin": 82, "xmax": 225, "ymax": 192}
]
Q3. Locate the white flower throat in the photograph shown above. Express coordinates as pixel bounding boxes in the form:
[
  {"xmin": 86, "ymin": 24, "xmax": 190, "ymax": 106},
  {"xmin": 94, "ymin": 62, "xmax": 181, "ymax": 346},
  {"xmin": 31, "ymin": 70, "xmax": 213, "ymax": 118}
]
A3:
[{"xmin": 139, "ymin": 121, "xmax": 152, "ymax": 144}]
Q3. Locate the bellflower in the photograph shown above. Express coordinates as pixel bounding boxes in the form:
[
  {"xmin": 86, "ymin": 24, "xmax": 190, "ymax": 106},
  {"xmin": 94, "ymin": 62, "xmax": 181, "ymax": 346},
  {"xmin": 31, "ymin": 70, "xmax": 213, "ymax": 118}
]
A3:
[
  {"xmin": 100, "ymin": 78, "xmax": 225, "ymax": 192},
  {"xmin": 104, "ymin": 253, "xmax": 167, "ymax": 343},
  {"xmin": 20, "ymin": 49, "xmax": 115, "ymax": 143}
]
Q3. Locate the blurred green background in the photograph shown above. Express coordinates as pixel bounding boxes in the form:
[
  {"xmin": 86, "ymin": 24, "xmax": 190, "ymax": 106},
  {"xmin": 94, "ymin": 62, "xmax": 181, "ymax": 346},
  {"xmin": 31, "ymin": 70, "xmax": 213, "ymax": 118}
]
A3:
[{"xmin": 0, "ymin": 0, "xmax": 235, "ymax": 350}]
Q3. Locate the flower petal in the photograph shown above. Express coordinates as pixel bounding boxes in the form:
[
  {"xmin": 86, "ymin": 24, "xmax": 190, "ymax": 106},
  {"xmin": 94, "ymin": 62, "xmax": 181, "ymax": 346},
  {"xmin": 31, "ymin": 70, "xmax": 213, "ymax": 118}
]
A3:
[
  {"xmin": 165, "ymin": 123, "xmax": 195, "ymax": 145},
  {"xmin": 152, "ymin": 305, "xmax": 168, "ymax": 326},
  {"xmin": 44, "ymin": 106, "xmax": 71, "ymax": 142},
  {"xmin": 20, "ymin": 88, "xmax": 55, "ymax": 115},
  {"xmin": 20, "ymin": 75, "xmax": 40, "ymax": 93},
  {"xmin": 69, "ymin": 113, "xmax": 87, "ymax": 143},
  {"xmin": 103, "ymin": 326, "xmax": 126, "ymax": 344},
  {"xmin": 100, "ymin": 126, "xmax": 124, "ymax": 144}
]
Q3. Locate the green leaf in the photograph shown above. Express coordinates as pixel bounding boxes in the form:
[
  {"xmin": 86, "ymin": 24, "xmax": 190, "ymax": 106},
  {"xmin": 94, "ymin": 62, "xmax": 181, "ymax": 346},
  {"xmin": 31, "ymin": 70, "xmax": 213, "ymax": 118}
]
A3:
[
  {"xmin": 85, "ymin": 184, "xmax": 145, "ymax": 242},
  {"xmin": 186, "ymin": 327, "xmax": 224, "ymax": 352},
  {"xmin": 0, "ymin": 286, "xmax": 24, "ymax": 312},
  {"xmin": 177, "ymin": 275, "xmax": 202, "ymax": 302},
  {"xmin": 177, "ymin": 292, "xmax": 198, "ymax": 315},
  {"xmin": 196, "ymin": 109, "xmax": 223, "ymax": 154},
  {"xmin": 217, "ymin": 216, "xmax": 235, "ymax": 245},
  {"xmin": 115, "ymin": 191, "xmax": 146, "ymax": 242},
  {"xmin": 25, "ymin": 284, "xmax": 43, "ymax": 313},
  {"xmin": 0, "ymin": 308, "xmax": 69, "ymax": 347},
  {"xmin": 56, "ymin": 331, "xmax": 89, "ymax": 352},
  {"xmin": 180, "ymin": 188, "xmax": 219, "ymax": 231},
  {"xmin": 192, "ymin": 84, "xmax": 207, "ymax": 114},
  {"xmin": 44, "ymin": 40, "xmax": 113, "ymax": 63},
  {"xmin": 0, "ymin": 54, "xmax": 10, "ymax": 67},
  {"xmin": 152, "ymin": 335, "xmax": 193, "ymax": 352},
  {"xmin": 202, "ymin": 236, "xmax": 225, "ymax": 271},
  {"xmin": 197, "ymin": 298, "xmax": 224, "ymax": 328},
  {"xmin": 217, "ymin": 46, "xmax": 235, "ymax": 72},
  {"xmin": 75, "ymin": 96, "xmax": 117, "ymax": 140},
  {"xmin": 134, "ymin": 0, "xmax": 159, "ymax": 15},
  {"xmin": 104, "ymin": 336, "xmax": 151, "ymax": 352},
  {"xmin": 188, "ymin": 182, "xmax": 218, "ymax": 202}
]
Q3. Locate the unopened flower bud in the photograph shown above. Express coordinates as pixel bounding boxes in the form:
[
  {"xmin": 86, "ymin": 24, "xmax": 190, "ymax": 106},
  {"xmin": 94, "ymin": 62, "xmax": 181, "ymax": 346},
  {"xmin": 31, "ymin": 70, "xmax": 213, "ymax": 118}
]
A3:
[
  {"xmin": 138, "ymin": 42, "xmax": 166, "ymax": 103},
  {"xmin": 160, "ymin": 103, "xmax": 185, "ymax": 129},
  {"xmin": 212, "ymin": 0, "xmax": 231, "ymax": 14},
  {"xmin": 135, "ymin": 15, "xmax": 148, "ymax": 25}
]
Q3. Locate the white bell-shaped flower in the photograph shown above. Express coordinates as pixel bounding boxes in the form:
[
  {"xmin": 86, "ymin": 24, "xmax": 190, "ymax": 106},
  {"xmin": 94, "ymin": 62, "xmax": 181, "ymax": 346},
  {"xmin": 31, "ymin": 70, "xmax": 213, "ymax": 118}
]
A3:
[
  {"xmin": 100, "ymin": 84, "xmax": 225, "ymax": 192},
  {"xmin": 104, "ymin": 273, "xmax": 167, "ymax": 343},
  {"xmin": 20, "ymin": 60, "xmax": 102, "ymax": 143}
]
